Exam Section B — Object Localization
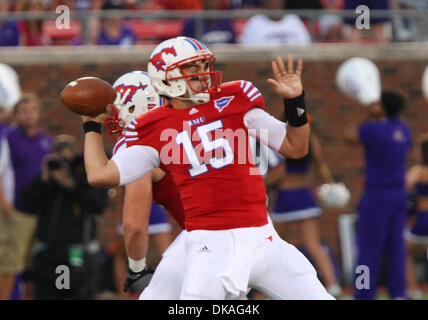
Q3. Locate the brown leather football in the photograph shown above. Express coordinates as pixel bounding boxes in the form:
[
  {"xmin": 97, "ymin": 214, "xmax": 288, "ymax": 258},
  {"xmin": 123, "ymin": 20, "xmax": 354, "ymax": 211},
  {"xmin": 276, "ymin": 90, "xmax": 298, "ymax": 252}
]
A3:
[{"xmin": 61, "ymin": 77, "xmax": 117, "ymax": 116}]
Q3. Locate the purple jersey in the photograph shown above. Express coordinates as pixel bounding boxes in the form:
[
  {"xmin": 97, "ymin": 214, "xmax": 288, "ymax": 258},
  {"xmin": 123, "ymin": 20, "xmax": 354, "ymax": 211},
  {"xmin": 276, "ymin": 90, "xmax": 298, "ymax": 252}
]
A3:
[
  {"xmin": 0, "ymin": 125, "xmax": 53, "ymax": 213},
  {"xmin": 0, "ymin": 123, "xmax": 8, "ymax": 134},
  {"xmin": 96, "ymin": 26, "xmax": 136, "ymax": 46},
  {"xmin": 182, "ymin": 18, "xmax": 237, "ymax": 44},
  {"xmin": 359, "ymin": 118, "xmax": 411, "ymax": 189},
  {"xmin": 0, "ymin": 19, "xmax": 20, "ymax": 47}
]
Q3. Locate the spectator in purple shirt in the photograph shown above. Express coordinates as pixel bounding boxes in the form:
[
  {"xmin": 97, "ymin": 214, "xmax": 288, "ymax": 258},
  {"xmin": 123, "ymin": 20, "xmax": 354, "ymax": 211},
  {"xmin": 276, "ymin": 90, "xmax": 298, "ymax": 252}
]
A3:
[
  {"xmin": 345, "ymin": 91, "xmax": 412, "ymax": 299},
  {"xmin": 0, "ymin": 93, "xmax": 53, "ymax": 300},
  {"xmin": 96, "ymin": 0, "xmax": 136, "ymax": 46},
  {"xmin": 0, "ymin": 0, "xmax": 20, "ymax": 47},
  {"xmin": 182, "ymin": 0, "xmax": 237, "ymax": 44}
]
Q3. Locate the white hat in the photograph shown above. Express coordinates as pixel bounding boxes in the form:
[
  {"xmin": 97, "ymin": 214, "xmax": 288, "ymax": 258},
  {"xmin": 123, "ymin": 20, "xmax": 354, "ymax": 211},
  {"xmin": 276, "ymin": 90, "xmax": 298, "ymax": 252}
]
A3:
[
  {"xmin": 0, "ymin": 63, "xmax": 21, "ymax": 111},
  {"xmin": 336, "ymin": 57, "xmax": 381, "ymax": 106}
]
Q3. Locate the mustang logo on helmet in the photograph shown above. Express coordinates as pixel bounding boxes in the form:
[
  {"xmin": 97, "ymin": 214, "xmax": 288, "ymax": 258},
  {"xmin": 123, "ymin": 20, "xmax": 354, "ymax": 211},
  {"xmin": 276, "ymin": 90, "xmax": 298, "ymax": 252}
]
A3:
[
  {"xmin": 115, "ymin": 83, "xmax": 148, "ymax": 104},
  {"xmin": 150, "ymin": 46, "xmax": 177, "ymax": 72}
]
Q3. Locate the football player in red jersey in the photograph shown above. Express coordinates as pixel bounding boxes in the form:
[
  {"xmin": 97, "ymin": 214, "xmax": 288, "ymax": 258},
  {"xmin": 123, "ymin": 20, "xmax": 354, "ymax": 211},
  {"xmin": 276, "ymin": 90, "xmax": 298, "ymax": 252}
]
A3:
[
  {"xmin": 105, "ymin": 71, "xmax": 187, "ymax": 297},
  {"xmin": 108, "ymin": 70, "xmax": 251, "ymax": 300},
  {"xmin": 82, "ymin": 37, "xmax": 333, "ymax": 299}
]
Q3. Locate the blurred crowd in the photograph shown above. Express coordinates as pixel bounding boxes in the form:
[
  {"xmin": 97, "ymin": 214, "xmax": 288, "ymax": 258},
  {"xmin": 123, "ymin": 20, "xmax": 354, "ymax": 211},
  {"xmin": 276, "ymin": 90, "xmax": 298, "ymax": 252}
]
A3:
[{"xmin": 1, "ymin": 0, "xmax": 428, "ymax": 47}]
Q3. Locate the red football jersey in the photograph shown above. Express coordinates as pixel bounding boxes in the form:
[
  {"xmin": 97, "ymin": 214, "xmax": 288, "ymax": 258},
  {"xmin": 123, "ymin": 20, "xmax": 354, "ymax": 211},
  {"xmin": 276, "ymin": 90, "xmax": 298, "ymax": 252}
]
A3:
[
  {"xmin": 113, "ymin": 135, "xmax": 186, "ymax": 229},
  {"xmin": 125, "ymin": 80, "xmax": 268, "ymax": 231},
  {"xmin": 152, "ymin": 172, "xmax": 185, "ymax": 229}
]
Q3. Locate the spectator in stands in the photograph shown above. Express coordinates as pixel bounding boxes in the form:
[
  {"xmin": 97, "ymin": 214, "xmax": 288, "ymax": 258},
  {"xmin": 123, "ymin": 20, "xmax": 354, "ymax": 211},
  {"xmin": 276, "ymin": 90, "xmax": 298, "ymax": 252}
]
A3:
[
  {"xmin": 0, "ymin": 0, "xmax": 20, "ymax": 46},
  {"xmin": 95, "ymin": 0, "xmax": 136, "ymax": 46},
  {"xmin": 155, "ymin": 0, "xmax": 203, "ymax": 10},
  {"xmin": 229, "ymin": 0, "xmax": 262, "ymax": 8},
  {"xmin": 182, "ymin": 0, "xmax": 237, "ymax": 44},
  {"xmin": 343, "ymin": 0, "xmax": 391, "ymax": 42},
  {"xmin": 0, "ymin": 93, "xmax": 53, "ymax": 300},
  {"xmin": 68, "ymin": 0, "xmax": 105, "ymax": 45},
  {"xmin": 16, "ymin": 0, "xmax": 51, "ymax": 46},
  {"xmin": 318, "ymin": 0, "xmax": 345, "ymax": 42},
  {"xmin": 47, "ymin": 0, "xmax": 74, "ymax": 10},
  {"xmin": 72, "ymin": 0, "xmax": 92, "ymax": 10},
  {"xmin": 240, "ymin": 0, "xmax": 312, "ymax": 45},
  {"xmin": 23, "ymin": 135, "xmax": 108, "ymax": 300}
]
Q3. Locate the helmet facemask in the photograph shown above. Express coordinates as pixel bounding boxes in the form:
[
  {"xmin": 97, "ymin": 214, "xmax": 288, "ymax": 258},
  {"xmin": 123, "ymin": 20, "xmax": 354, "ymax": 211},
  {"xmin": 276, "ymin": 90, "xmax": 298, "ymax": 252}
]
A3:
[
  {"xmin": 105, "ymin": 103, "xmax": 124, "ymax": 141},
  {"xmin": 105, "ymin": 71, "xmax": 161, "ymax": 141},
  {"xmin": 165, "ymin": 53, "xmax": 221, "ymax": 104}
]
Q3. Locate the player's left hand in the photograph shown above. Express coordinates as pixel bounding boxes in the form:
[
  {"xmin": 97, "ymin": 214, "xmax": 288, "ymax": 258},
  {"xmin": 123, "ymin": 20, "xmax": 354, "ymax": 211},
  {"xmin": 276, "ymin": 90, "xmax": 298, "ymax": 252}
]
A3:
[
  {"xmin": 267, "ymin": 55, "xmax": 303, "ymax": 99},
  {"xmin": 123, "ymin": 266, "xmax": 155, "ymax": 292}
]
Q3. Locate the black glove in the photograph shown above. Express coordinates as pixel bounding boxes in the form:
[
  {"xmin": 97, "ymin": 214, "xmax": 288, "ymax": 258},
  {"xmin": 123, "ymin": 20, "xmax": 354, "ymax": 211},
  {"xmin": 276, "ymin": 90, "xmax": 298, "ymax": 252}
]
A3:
[{"xmin": 123, "ymin": 266, "xmax": 155, "ymax": 292}]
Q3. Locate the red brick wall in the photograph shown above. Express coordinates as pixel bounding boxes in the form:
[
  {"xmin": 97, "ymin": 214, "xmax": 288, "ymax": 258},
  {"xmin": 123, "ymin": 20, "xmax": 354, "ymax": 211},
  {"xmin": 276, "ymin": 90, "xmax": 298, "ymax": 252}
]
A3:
[{"xmin": 10, "ymin": 58, "xmax": 428, "ymax": 263}]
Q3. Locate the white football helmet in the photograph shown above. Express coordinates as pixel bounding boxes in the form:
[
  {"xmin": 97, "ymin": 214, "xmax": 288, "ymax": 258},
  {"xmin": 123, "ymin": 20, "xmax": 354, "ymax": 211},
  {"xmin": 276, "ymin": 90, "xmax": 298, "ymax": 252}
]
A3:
[
  {"xmin": 147, "ymin": 36, "xmax": 221, "ymax": 105},
  {"xmin": 105, "ymin": 71, "xmax": 164, "ymax": 139},
  {"xmin": 336, "ymin": 57, "xmax": 381, "ymax": 106},
  {"xmin": 0, "ymin": 63, "xmax": 21, "ymax": 111},
  {"xmin": 317, "ymin": 182, "xmax": 350, "ymax": 208}
]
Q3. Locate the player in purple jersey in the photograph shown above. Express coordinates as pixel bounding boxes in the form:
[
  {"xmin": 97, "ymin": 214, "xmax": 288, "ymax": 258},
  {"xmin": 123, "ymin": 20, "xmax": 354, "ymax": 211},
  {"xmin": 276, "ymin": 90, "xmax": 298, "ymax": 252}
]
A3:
[{"xmin": 345, "ymin": 91, "xmax": 412, "ymax": 299}]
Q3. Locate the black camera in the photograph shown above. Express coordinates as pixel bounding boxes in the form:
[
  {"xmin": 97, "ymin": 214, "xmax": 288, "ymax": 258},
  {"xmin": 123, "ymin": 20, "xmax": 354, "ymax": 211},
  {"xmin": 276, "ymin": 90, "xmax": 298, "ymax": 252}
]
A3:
[{"xmin": 47, "ymin": 157, "xmax": 70, "ymax": 171}]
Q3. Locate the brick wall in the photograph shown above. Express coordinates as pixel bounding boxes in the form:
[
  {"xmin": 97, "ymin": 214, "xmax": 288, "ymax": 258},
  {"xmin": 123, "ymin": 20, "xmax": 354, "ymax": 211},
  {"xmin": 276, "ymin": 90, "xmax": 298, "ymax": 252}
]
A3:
[{"xmin": 5, "ymin": 45, "xmax": 428, "ymax": 265}]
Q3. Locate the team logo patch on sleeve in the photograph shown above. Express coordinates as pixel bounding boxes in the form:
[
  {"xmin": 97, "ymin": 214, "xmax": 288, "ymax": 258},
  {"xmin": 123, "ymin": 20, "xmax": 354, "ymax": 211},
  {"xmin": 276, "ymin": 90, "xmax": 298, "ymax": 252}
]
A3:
[{"xmin": 213, "ymin": 96, "xmax": 235, "ymax": 112}]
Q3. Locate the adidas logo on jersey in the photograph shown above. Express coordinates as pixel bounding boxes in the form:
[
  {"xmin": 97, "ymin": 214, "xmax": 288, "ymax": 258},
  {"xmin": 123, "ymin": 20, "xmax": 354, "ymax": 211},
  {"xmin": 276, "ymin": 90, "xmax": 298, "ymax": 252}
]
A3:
[
  {"xmin": 189, "ymin": 108, "xmax": 199, "ymax": 115},
  {"xmin": 214, "ymin": 96, "xmax": 234, "ymax": 112},
  {"xmin": 198, "ymin": 245, "xmax": 210, "ymax": 253}
]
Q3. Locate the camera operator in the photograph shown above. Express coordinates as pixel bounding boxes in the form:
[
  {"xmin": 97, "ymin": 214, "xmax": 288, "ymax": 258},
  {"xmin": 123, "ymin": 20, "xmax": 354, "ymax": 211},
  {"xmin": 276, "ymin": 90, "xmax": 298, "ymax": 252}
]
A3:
[{"xmin": 22, "ymin": 135, "xmax": 108, "ymax": 300}]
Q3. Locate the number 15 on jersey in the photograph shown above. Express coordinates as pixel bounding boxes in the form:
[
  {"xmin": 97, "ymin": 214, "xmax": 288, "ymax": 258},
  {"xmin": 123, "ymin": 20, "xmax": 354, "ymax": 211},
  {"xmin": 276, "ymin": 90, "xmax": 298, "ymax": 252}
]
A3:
[{"xmin": 175, "ymin": 120, "xmax": 234, "ymax": 177}]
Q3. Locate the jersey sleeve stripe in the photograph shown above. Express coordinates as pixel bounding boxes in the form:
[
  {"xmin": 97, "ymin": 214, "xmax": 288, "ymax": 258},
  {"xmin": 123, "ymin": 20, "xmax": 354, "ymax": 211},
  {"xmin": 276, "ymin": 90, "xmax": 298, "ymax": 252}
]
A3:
[
  {"xmin": 125, "ymin": 137, "xmax": 139, "ymax": 142},
  {"xmin": 243, "ymin": 81, "xmax": 252, "ymax": 93},
  {"xmin": 127, "ymin": 123, "xmax": 136, "ymax": 130},
  {"xmin": 247, "ymin": 87, "xmax": 259, "ymax": 98},
  {"xmin": 113, "ymin": 139, "xmax": 126, "ymax": 156},
  {"xmin": 125, "ymin": 131, "xmax": 138, "ymax": 137},
  {"xmin": 114, "ymin": 137, "xmax": 126, "ymax": 146},
  {"xmin": 250, "ymin": 92, "xmax": 262, "ymax": 102}
]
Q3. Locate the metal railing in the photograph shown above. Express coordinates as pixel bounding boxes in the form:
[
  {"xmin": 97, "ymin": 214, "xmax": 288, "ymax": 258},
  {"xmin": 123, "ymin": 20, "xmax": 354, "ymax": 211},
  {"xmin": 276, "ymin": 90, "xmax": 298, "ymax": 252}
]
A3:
[{"xmin": 1, "ymin": 8, "xmax": 428, "ymax": 44}]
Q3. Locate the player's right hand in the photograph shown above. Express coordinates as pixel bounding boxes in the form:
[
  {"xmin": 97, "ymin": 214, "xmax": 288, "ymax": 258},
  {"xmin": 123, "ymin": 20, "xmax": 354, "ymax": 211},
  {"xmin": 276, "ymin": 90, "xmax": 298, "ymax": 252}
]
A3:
[
  {"xmin": 81, "ymin": 104, "xmax": 113, "ymax": 124},
  {"xmin": 123, "ymin": 266, "xmax": 155, "ymax": 292}
]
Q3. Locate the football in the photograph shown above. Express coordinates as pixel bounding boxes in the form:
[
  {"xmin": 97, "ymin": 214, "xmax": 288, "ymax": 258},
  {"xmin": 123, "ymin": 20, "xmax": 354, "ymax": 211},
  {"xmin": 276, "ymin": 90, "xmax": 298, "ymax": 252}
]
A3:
[{"xmin": 61, "ymin": 77, "xmax": 117, "ymax": 116}]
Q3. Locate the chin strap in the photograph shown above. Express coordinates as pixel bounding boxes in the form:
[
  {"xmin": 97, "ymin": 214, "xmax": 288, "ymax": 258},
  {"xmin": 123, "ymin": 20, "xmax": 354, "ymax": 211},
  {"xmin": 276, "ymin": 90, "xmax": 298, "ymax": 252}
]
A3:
[{"xmin": 182, "ymin": 82, "xmax": 210, "ymax": 104}]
